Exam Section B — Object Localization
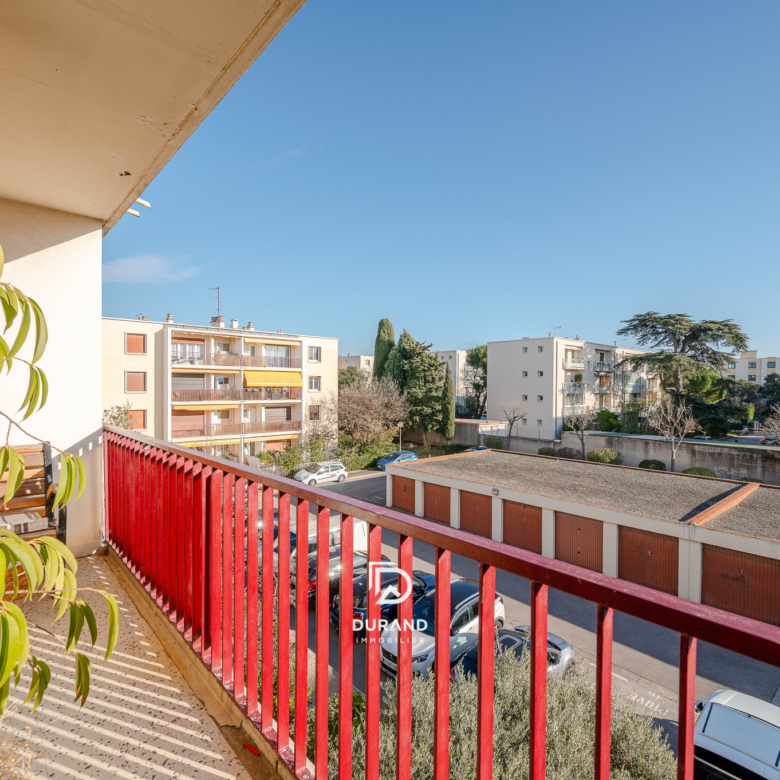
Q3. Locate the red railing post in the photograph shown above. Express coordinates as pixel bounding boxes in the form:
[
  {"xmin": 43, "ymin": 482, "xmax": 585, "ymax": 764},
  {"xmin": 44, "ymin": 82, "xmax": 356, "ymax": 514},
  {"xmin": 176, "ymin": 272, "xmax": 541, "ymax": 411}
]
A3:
[
  {"xmin": 365, "ymin": 523, "xmax": 382, "ymax": 780},
  {"xmin": 246, "ymin": 481, "xmax": 259, "ymax": 718},
  {"xmin": 339, "ymin": 513, "xmax": 354, "ymax": 779},
  {"xmin": 183, "ymin": 460, "xmax": 195, "ymax": 640},
  {"xmin": 433, "ymin": 547, "xmax": 451, "ymax": 780},
  {"xmin": 234, "ymin": 478, "xmax": 247, "ymax": 708},
  {"xmin": 677, "ymin": 635, "xmax": 697, "ymax": 780},
  {"xmin": 208, "ymin": 469, "xmax": 223, "ymax": 675},
  {"xmin": 260, "ymin": 485, "xmax": 275, "ymax": 734},
  {"xmin": 397, "ymin": 533, "xmax": 413, "ymax": 780},
  {"xmin": 276, "ymin": 491, "xmax": 292, "ymax": 759},
  {"xmin": 530, "ymin": 580, "xmax": 548, "ymax": 780},
  {"xmin": 477, "ymin": 563, "xmax": 496, "ymax": 780},
  {"xmin": 315, "ymin": 505, "xmax": 330, "ymax": 778},
  {"xmin": 222, "ymin": 473, "xmax": 235, "ymax": 693},
  {"xmin": 595, "ymin": 605, "xmax": 613, "ymax": 780},
  {"xmin": 294, "ymin": 497, "xmax": 309, "ymax": 775}
]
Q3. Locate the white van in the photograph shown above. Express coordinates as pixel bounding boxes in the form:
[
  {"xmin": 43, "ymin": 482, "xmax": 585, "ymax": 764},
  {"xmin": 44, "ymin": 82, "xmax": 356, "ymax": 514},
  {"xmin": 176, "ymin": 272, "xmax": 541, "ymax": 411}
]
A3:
[
  {"xmin": 275, "ymin": 515, "xmax": 368, "ymax": 570},
  {"xmin": 694, "ymin": 689, "xmax": 780, "ymax": 779}
]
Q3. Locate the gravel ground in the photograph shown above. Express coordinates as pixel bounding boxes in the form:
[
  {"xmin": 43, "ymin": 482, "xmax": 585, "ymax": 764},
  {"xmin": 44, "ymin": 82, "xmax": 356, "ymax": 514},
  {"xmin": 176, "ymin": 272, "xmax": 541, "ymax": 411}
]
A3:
[
  {"xmin": 396, "ymin": 450, "xmax": 742, "ymax": 521},
  {"xmin": 708, "ymin": 486, "xmax": 780, "ymax": 541}
]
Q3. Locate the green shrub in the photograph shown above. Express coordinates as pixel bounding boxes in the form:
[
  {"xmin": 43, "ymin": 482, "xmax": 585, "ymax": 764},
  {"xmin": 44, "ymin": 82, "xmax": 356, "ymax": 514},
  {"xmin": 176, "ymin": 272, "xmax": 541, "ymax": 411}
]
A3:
[
  {"xmin": 556, "ymin": 447, "xmax": 582, "ymax": 460},
  {"xmin": 341, "ymin": 433, "xmax": 395, "ymax": 470},
  {"xmin": 586, "ymin": 448, "xmax": 623, "ymax": 465},
  {"xmin": 484, "ymin": 435, "xmax": 503, "ymax": 449},
  {"xmin": 594, "ymin": 409, "xmax": 621, "ymax": 433},
  {"xmin": 538, "ymin": 447, "xmax": 556, "ymax": 456},
  {"xmin": 681, "ymin": 467, "xmax": 717, "ymax": 477},
  {"xmin": 443, "ymin": 443, "xmax": 472, "ymax": 455},
  {"xmin": 330, "ymin": 646, "xmax": 675, "ymax": 779},
  {"xmin": 639, "ymin": 459, "xmax": 666, "ymax": 471},
  {"xmin": 741, "ymin": 477, "xmax": 763, "ymax": 483}
]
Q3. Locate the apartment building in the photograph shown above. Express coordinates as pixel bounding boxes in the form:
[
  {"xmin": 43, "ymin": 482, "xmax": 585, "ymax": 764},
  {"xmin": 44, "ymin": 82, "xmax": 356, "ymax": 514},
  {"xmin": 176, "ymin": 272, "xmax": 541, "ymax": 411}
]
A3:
[
  {"xmin": 487, "ymin": 335, "xmax": 653, "ymax": 440},
  {"xmin": 726, "ymin": 350, "xmax": 778, "ymax": 385},
  {"xmin": 339, "ymin": 354, "xmax": 374, "ymax": 373},
  {"xmin": 103, "ymin": 315, "xmax": 337, "ymax": 462},
  {"xmin": 435, "ymin": 350, "xmax": 473, "ymax": 406}
]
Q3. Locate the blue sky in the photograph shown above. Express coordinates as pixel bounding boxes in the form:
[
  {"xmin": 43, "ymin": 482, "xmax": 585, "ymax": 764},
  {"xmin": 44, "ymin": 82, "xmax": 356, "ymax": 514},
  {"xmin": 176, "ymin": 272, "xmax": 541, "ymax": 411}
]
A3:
[{"xmin": 103, "ymin": 1, "xmax": 780, "ymax": 356}]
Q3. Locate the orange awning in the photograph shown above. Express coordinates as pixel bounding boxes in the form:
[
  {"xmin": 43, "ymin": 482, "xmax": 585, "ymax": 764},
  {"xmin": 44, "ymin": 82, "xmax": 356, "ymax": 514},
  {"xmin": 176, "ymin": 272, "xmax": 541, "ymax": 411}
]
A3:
[{"xmin": 243, "ymin": 371, "xmax": 303, "ymax": 388}]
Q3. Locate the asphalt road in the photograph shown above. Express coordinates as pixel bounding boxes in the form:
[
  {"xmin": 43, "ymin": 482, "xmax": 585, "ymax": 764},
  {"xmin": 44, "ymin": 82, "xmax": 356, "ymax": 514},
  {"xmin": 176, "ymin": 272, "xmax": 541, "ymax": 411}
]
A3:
[{"xmin": 290, "ymin": 472, "xmax": 780, "ymax": 748}]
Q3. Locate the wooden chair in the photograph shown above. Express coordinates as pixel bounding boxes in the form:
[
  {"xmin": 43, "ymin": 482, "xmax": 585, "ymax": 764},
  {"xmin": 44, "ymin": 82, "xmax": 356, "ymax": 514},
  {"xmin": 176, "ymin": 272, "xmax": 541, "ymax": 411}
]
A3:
[{"xmin": 0, "ymin": 443, "xmax": 66, "ymax": 543}]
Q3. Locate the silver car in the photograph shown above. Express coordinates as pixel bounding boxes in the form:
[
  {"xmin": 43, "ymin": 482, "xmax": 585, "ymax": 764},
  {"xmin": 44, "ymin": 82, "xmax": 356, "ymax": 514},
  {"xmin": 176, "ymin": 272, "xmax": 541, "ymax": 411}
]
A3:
[{"xmin": 294, "ymin": 460, "xmax": 348, "ymax": 486}]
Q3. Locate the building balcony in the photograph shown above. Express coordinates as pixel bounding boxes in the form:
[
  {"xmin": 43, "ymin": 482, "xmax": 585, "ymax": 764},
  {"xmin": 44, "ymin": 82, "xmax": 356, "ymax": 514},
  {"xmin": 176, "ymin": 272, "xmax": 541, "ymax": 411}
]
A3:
[
  {"xmin": 563, "ymin": 404, "xmax": 586, "ymax": 414},
  {"xmin": 171, "ymin": 388, "xmax": 243, "ymax": 403},
  {"xmin": 171, "ymin": 351, "xmax": 243, "ymax": 368},
  {"xmin": 243, "ymin": 387, "xmax": 303, "ymax": 402},
  {"xmin": 171, "ymin": 420, "xmax": 301, "ymax": 439},
  {"xmin": 243, "ymin": 354, "xmax": 302, "ymax": 369},
  {"xmin": 563, "ymin": 359, "xmax": 586, "ymax": 370},
  {"xmin": 242, "ymin": 420, "xmax": 301, "ymax": 435},
  {"xmin": 563, "ymin": 382, "xmax": 587, "ymax": 393},
  {"xmin": 593, "ymin": 361, "xmax": 613, "ymax": 373},
  {"xmin": 593, "ymin": 385, "xmax": 613, "ymax": 394}
]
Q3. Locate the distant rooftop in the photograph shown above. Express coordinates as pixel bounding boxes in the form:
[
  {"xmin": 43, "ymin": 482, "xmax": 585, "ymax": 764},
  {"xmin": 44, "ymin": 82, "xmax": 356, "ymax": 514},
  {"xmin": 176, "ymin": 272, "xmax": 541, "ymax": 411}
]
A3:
[{"xmin": 395, "ymin": 449, "xmax": 750, "ymax": 524}]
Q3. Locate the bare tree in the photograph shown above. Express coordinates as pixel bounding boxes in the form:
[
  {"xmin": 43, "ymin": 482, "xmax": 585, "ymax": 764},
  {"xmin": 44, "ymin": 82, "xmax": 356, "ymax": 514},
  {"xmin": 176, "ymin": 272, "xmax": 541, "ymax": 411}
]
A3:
[
  {"xmin": 645, "ymin": 396, "xmax": 698, "ymax": 472},
  {"xmin": 103, "ymin": 401, "xmax": 133, "ymax": 428},
  {"xmin": 565, "ymin": 408, "xmax": 597, "ymax": 460},
  {"xmin": 333, "ymin": 376, "xmax": 410, "ymax": 446},
  {"xmin": 763, "ymin": 404, "xmax": 780, "ymax": 442},
  {"xmin": 501, "ymin": 404, "xmax": 528, "ymax": 448}
]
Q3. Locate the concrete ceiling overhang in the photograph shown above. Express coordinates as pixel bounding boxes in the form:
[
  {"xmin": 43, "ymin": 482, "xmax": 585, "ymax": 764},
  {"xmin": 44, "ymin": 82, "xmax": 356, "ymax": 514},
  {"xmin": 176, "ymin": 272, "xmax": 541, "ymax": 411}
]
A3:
[{"xmin": 0, "ymin": 0, "xmax": 306, "ymax": 234}]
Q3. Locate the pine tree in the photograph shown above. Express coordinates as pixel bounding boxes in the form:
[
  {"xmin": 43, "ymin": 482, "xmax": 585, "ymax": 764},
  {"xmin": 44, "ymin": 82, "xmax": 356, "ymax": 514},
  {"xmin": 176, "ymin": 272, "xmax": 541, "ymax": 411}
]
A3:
[
  {"xmin": 439, "ymin": 363, "xmax": 456, "ymax": 440},
  {"xmin": 384, "ymin": 330, "xmax": 416, "ymax": 390},
  {"xmin": 373, "ymin": 318, "xmax": 396, "ymax": 379}
]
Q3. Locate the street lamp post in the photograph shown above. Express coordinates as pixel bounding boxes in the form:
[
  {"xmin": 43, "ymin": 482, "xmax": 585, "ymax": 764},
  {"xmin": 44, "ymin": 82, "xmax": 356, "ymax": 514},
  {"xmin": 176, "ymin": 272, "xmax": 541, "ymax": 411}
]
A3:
[{"xmin": 399, "ymin": 422, "xmax": 404, "ymax": 450}]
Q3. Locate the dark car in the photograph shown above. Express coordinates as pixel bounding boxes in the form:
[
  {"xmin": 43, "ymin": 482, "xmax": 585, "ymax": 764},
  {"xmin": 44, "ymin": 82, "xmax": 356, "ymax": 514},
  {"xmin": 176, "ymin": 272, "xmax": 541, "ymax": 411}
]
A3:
[
  {"xmin": 451, "ymin": 627, "xmax": 575, "ymax": 680},
  {"xmin": 329, "ymin": 569, "xmax": 436, "ymax": 639},
  {"xmin": 292, "ymin": 548, "xmax": 391, "ymax": 606}
]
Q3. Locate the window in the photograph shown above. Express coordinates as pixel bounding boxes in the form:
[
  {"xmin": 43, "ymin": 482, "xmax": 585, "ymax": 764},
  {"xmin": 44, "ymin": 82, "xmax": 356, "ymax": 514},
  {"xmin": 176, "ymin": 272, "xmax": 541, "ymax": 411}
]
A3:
[
  {"xmin": 451, "ymin": 606, "xmax": 472, "ymax": 632},
  {"xmin": 125, "ymin": 333, "xmax": 146, "ymax": 354},
  {"xmin": 215, "ymin": 409, "xmax": 230, "ymax": 420},
  {"xmin": 538, "ymin": 371, "xmax": 544, "ymax": 377},
  {"xmin": 538, "ymin": 395, "xmax": 543, "ymax": 402},
  {"xmin": 216, "ymin": 342, "xmax": 231, "ymax": 354},
  {"xmin": 125, "ymin": 371, "xmax": 146, "ymax": 392},
  {"xmin": 309, "ymin": 346, "xmax": 321, "ymax": 362},
  {"xmin": 309, "ymin": 376, "xmax": 321, "ymax": 391},
  {"xmin": 244, "ymin": 344, "xmax": 256, "ymax": 356},
  {"xmin": 365, "ymin": 359, "xmax": 371, "ymax": 367},
  {"xmin": 309, "ymin": 405, "xmax": 321, "ymax": 421},
  {"xmin": 522, "ymin": 394, "xmax": 528, "ymax": 401},
  {"xmin": 522, "ymin": 418, "xmax": 527, "ymax": 425},
  {"xmin": 522, "ymin": 371, "xmax": 528, "ymax": 377},
  {"xmin": 748, "ymin": 375, "xmax": 756, "ymax": 382},
  {"xmin": 599, "ymin": 352, "xmax": 605, "ymax": 361},
  {"xmin": 523, "ymin": 347, "xmax": 528, "ymax": 354},
  {"xmin": 537, "ymin": 419, "xmax": 543, "ymax": 426},
  {"xmin": 728, "ymin": 362, "xmax": 736, "ymax": 369},
  {"xmin": 768, "ymin": 362, "xmax": 776, "ymax": 369},
  {"xmin": 538, "ymin": 346, "xmax": 543, "ymax": 353},
  {"xmin": 127, "ymin": 409, "xmax": 146, "ymax": 430},
  {"xmin": 749, "ymin": 362, "xmax": 757, "ymax": 369}
]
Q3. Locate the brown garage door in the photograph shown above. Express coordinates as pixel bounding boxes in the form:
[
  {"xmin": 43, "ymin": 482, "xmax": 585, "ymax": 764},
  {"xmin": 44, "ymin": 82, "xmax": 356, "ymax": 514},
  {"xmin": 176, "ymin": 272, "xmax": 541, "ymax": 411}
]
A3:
[
  {"xmin": 618, "ymin": 527, "xmax": 678, "ymax": 595},
  {"xmin": 424, "ymin": 483, "xmax": 450, "ymax": 525},
  {"xmin": 503, "ymin": 501, "xmax": 542, "ymax": 554},
  {"xmin": 555, "ymin": 513, "xmax": 603, "ymax": 572},
  {"xmin": 460, "ymin": 491, "xmax": 492, "ymax": 539},
  {"xmin": 702, "ymin": 545, "xmax": 780, "ymax": 626},
  {"xmin": 392, "ymin": 476, "xmax": 415, "ymax": 514}
]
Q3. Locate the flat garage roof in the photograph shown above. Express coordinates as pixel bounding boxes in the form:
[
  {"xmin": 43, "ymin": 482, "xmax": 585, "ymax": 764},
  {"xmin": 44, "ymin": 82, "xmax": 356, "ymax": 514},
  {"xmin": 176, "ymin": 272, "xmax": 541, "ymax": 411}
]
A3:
[
  {"xmin": 393, "ymin": 450, "xmax": 748, "ymax": 523},
  {"xmin": 709, "ymin": 486, "xmax": 780, "ymax": 541}
]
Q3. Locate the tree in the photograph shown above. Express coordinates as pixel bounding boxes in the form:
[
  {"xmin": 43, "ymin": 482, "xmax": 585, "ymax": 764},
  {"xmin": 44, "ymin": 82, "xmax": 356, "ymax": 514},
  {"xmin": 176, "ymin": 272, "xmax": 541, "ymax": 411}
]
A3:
[
  {"xmin": 759, "ymin": 374, "xmax": 780, "ymax": 409},
  {"xmin": 565, "ymin": 408, "xmax": 597, "ymax": 460},
  {"xmin": 438, "ymin": 363, "xmax": 455, "ymax": 440},
  {"xmin": 373, "ymin": 318, "xmax": 395, "ymax": 379},
  {"xmin": 384, "ymin": 330, "xmax": 416, "ymax": 390},
  {"xmin": 0, "ymin": 241, "xmax": 118, "ymax": 715},
  {"xmin": 339, "ymin": 365, "xmax": 365, "ymax": 390},
  {"xmin": 594, "ymin": 409, "xmax": 621, "ymax": 432},
  {"xmin": 333, "ymin": 377, "xmax": 410, "ymax": 447},
  {"xmin": 103, "ymin": 401, "xmax": 133, "ymax": 428},
  {"xmin": 645, "ymin": 396, "xmax": 698, "ymax": 472},
  {"xmin": 616, "ymin": 312, "xmax": 748, "ymax": 395},
  {"xmin": 465, "ymin": 345, "xmax": 488, "ymax": 418},
  {"xmin": 500, "ymin": 404, "xmax": 527, "ymax": 447}
]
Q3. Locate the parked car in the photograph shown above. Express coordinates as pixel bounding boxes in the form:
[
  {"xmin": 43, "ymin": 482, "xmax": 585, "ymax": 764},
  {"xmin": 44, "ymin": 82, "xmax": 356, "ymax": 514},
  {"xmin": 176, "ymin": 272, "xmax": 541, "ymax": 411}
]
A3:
[
  {"xmin": 694, "ymin": 689, "xmax": 780, "ymax": 779},
  {"xmin": 461, "ymin": 446, "xmax": 487, "ymax": 453},
  {"xmin": 761, "ymin": 436, "xmax": 778, "ymax": 445},
  {"xmin": 292, "ymin": 547, "xmax": 392, "ymax": 606},
  {"xmin": 330, "ymin": 569, "xmax": 436, "ymax": 639},
  {"xmin": 377, "ymin": 451, "xmax": 418, "ymax": 470},
  {"xmin": 275, "ymin": 518, "xmax": 369, "ymax": 570},
  {"xmin": 451, "ymin": 626, "xmax": 575, "ymax": 681},
  {"xmin": 294, "ymin": 460, "xmax": 348, "ymax": 485},
  {"xmin": 693, "ymin": 435, "xmax": 712, "ymax": 441},
  {"xmin": 379, "ymin": 579, "xmax": 505, "ymax": 678}
]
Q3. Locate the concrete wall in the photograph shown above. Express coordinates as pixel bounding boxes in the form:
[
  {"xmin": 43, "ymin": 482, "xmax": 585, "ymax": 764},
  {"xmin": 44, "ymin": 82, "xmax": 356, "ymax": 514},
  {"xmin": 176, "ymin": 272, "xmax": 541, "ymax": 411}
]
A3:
[
  {"xmin": 401, "ymin": 421, "xmax": 482, "ymax": 448},
  {"xmin": 560, "ymin": 431, "xmax": 780, "ymax": 485},
  {"xmin": 480, "ymin": 434, "xmax": 560, "ymax": 454},
  {"xmin": 0, "ymin": 198, "xmax": 103, "ymax": 556}
]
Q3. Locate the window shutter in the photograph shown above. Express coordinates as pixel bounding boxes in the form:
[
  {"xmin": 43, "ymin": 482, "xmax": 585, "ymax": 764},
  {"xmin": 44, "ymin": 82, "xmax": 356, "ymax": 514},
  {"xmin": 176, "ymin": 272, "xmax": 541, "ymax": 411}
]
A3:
[
  {"xmin": 127, "ymin": 410, "xmax": 146, "ymax": 430},
  {"xmin": 126, "ymin": 372, "xmax": 147, "ymax": 392},
  {"xmin": 126, "ymin": 333, "xmax": 146, "ymax": 353}
]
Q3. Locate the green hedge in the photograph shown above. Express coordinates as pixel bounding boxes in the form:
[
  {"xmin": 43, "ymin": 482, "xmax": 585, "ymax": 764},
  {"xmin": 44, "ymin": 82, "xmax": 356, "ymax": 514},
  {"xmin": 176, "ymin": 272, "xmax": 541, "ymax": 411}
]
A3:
[
  {"xmin": 586, "ymin": 448, "xmax": 623, "ymax": 465},
  {"xmin": 741, "ymin": 477, "xmax": 763, "ymax": 483},
  {"xmin": 538, "ymin": 447, "xmax": 556, "ymax": 456},
  {"xmin": 443, "ymin": 443, "xmax": 472, "ymax": 455},
  {"xmin": 681, "ymin": 467, "xmax": 717, "ymax": 477},
  {"xmin": 484, "ymin": 436, "xmax": 503, "ymax": 449},
  {"xmin": 639, "ymin": 459, "xmax": 666, "ymax": 471}
]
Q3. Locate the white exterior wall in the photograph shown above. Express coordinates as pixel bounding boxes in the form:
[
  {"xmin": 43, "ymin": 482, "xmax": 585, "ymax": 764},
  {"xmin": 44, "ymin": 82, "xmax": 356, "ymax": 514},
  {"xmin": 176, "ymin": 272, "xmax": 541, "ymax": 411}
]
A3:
[
  {"xmin": 732, "ymin": 350, "xmax": 778, "ymax": 385},
  {"xmin": 303, "ymin": 336, "xmax": 339, "ymax": 441},
  {"xmin": 436, "ymin": 350, "xmax": 469, "ymax": 405},
  {"xmin": 0, "ymin": 198, "xmax": 103, "ymax": 556},
  {"xmin": 339, "ymin": 354, "xmax": 373, "ymax": 373}
]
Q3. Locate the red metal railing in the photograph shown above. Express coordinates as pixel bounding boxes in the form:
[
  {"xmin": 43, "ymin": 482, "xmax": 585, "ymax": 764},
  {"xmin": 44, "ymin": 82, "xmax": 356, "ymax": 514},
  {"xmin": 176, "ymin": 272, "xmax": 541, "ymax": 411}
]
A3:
[
  {"xmin": 103, "ymin": 426, "xmax": 780, "ymax": 780},
  {"xmin": 243, "ymin": 388, "xmax": 303, "ymax": 401}
]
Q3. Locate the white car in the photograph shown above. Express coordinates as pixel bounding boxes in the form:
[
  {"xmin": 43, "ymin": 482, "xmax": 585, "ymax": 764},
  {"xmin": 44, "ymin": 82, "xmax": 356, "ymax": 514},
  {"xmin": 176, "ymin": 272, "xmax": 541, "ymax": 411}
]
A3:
[
  {"xmin": 379, "ymin": 579, "xmax": 505, "ymax": 678},
  {"xmin": 694, "ymin": 689, "xmax": 780, "ymax": 779},
  {"xmin": 294, "ymin": 460, "xmax": 348, "ymax": 486},
  {"xmin": 693, "ymin": 435, "xmax": 712, "ymax": 441}
]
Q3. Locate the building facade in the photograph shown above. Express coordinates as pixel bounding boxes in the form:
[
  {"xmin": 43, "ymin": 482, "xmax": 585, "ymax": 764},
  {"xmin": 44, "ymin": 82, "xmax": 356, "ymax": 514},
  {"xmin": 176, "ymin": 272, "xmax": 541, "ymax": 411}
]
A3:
[
  {"xmin": 103, "ymin": 315, "xmax": 337, "ymax": 462},
  {"xmin": 726, "ymin": 350, "xmax": 778, "ymax": 385},
  {"xmin": 487, "ymin": 336, "xmax": 653, "ymax": 440},
  {"xmin": 338, "ymin": 354, "xmax": 374, "ymax": 374},
  {"xmin": 435, "ymin": 350, "xmax": 473, "ymax": 407}
]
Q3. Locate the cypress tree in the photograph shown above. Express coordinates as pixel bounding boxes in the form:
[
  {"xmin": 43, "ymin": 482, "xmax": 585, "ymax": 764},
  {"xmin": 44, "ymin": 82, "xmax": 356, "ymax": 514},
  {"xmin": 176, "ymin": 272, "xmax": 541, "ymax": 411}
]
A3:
[
  {"xmin": 439, "ymin": 363, "xmax": 456, "ymax": 440},
  {"xmin": 373, "ymin": 318, "xmax": 396, "ymax": 379}
]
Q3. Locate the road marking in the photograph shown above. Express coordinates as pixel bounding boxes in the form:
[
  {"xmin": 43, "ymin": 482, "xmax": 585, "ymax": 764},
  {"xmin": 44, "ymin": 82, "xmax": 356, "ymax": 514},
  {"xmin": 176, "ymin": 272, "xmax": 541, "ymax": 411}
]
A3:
[{"xmin": 613, "ymin": 673, "xmax": 628, "ymax": 681}]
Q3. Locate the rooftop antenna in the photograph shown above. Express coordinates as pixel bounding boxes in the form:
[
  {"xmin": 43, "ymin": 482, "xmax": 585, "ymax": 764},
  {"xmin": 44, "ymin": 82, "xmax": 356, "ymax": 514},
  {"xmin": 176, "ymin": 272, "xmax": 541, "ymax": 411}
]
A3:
[
  {"xmin": 548, "ymin": 325, "xmax": 561, "ymax": 337},
  {"xmin": 209, "ymin": 286, "xmax": 221, "ymax": 317}
]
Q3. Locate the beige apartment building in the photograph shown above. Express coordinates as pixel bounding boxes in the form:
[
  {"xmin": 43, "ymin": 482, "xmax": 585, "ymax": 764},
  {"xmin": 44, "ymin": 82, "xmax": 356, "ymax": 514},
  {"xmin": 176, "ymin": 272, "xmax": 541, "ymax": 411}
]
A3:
[
  {"xmin": 338, "ymin": 354, "xmax": 374, "ymax": 373},
  {"xmin": 435, "ymin": 350, "xmax": 474, "ymax": 407},
  {"xmin": 725, "ymin": 350, "xmax": 778, "ymax": 385},
  {"xmin": 103, "ymin": 315, "xmax": 337, "ymax": 462},
  {"xmin": 488, "ymin": 335, "xmax": 655, "ymax": 440}
]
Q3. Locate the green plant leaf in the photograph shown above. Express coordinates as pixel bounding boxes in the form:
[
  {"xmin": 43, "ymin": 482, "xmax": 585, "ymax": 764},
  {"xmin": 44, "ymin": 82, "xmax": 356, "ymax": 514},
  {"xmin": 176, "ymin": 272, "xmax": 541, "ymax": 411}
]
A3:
[
  {"xmin": 0, "ymin": 243, "xmax": 4, "ymax": 279},
  {"xmin": 2, "ymin": 286, "xmax": 19, "ymax": 332},
  {"xmin": 0, "ymin": 447, "xmax": 9, "ymax": 485},
  {"xmin": 6, "ymin": 601, "xmax": 29, "ymax": 678},
  {"xmin": 0, "ymin": 677, "xmax": 8, "ymax": 716},
  {"xmin": 4, "ymin": 447, "xmax": 25, "ymax": 505},
  {"xmin": 17, "ymin": 367, "xmax": 37, "ymax": 419},
  {"xmin": 8, "ymin": 300, "xmax": 30, "ymax": 358},
  {"xmin": 32, "ymin": 657, "xmax": 50, "ymax": 712},
  {"xmin": 38, "ymin": 367, "xmax": 49, "ymax": 408},
  {"xmin": 3, "ymin": 536, "xmax": 42, "ymax": 592},
  {"xmin": 74, "ymin": 454, "xmax": 86, "ymax": 500},
  {"xmin": 74, "ymin": 652, "xmax": 90, "ymax": 706},
  {"xmin": 52, "ymin": 457, "xmax": 69, "ymax": 509},
  {"xmin": 29, "ymin": 298, "xmax": 48, "ymax": 364},
  {"xmin": 103, "ymin": 592, "xmax": 119, "ymax": 661},
  {"xmin": 0, "ymin": 612, "xmax": 22, "ymax": 687},
  {"xmin": 39, "ymin": 536, "xmax": 77, "ymax": 575}
]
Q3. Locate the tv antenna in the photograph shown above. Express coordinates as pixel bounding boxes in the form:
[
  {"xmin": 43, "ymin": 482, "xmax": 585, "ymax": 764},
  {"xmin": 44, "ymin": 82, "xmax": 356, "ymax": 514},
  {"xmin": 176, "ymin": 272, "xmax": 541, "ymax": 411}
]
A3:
[
  {"xmin": 209, "ymin": 286, "xmax": 221, "ymax": 317},
  {"xmin": 548, "ymin": 325, "xmax": 561, "ymax": 336}
]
